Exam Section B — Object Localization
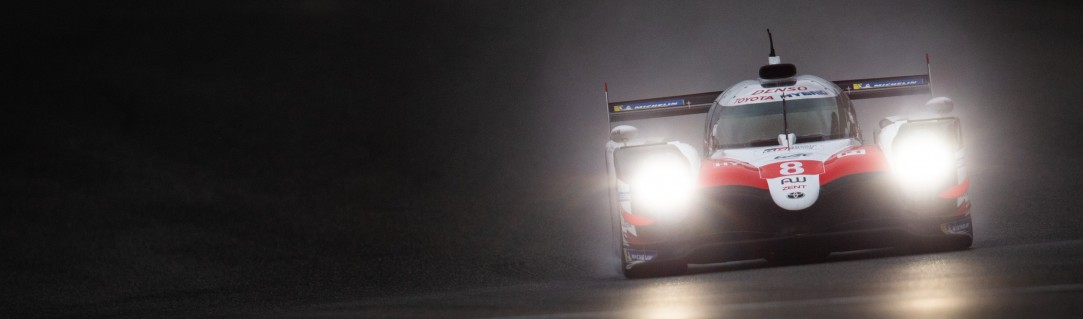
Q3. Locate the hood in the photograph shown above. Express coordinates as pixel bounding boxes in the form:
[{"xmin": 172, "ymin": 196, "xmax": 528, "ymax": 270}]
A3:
[{"xmin": 700, "ymin": 139, "xmax": 887, "ymax": 211}]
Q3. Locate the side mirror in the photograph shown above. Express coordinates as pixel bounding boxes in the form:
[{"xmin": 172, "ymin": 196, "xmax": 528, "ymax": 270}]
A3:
[
  {"xmin": 925, "ymin": 97, "xmax": 954, "ymax": 114},
  {"xmin": 610, "ymin": 125, "xmax": 639, "ymax": 142}
]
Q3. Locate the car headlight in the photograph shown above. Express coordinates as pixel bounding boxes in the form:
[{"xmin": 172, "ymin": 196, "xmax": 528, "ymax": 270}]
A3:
[
  {"xmin": 892, "ymin": 133, "xmax": 955, "ymax": 189},
  {"xmin": 631, "ymin": 154, "xmax": 694, "ymax": 214}
]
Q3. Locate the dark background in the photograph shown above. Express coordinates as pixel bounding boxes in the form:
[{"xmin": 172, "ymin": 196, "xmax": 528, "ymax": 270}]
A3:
[{"xmin": 5, "ymin": 1, "xmax": 1083, "ymax": 317}]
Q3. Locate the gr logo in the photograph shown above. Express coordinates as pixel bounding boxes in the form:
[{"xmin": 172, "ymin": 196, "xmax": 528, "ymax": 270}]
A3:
[{"xmin": 780, "ymin": 177, "xmax": 807, "ymax": 184}]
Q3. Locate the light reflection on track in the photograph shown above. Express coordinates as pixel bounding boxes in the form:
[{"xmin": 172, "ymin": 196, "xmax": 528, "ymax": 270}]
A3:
[
  {"xmin": 283, "ymin": 240, "xmax": 1083, "ymax": 318},
  {"xmin": 624, "ymin": 281, "xmax": 714, "ymax": 319},
  {"xmin": 877, "ymin": 257, "xmax": 976, "ymax": 317}
]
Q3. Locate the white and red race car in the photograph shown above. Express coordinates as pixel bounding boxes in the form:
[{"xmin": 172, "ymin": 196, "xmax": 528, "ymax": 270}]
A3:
[{"xmin": 604, "ymin": 38, "xmax": 972, "ymax": 278}]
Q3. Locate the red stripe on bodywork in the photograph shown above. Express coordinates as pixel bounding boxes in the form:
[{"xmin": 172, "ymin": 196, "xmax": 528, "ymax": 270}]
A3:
[
  {"xmin": 820, "ymin": 146, "xmax": 890, "ymax": 185},
  {"xmin": 699, "ymin": 159, "xmax": 768, "ymax": 189},
  {"xmin": 621, "ymin": 209, "xmax": 654, "ymax": 226},
  {"xmin": 939, "ymin": 178, "xmax": 970, "ymax": 199},
  {"xmin": 700, "ymin": 146, "xmax": 888, "ymax": 188},
  {"xmin": 955, "ymin": 200, "xmax": 971, "ymax": 216}
]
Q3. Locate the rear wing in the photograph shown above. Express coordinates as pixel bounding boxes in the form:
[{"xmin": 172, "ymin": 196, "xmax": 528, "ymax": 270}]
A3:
[
  {"xmin": 607, "ymin": 91, "xmax": 722, "ymax": 122},
  {"xmin": 607, "ymin": 75, "xmax": 931, "ymax": 123},
  {"xmin": 834, "ymin": 74, "xmax": 930, "ymax": 100}
]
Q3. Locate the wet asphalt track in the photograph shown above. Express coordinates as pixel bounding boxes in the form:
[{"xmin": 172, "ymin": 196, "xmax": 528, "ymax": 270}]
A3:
[
  {"xmin": 256, "ymin": 154, "xmax": 1083, "ymax": 319},
  {"xmin": 6, "ymin": 1, "xmax": 1083, "ymax": 318},
  {"xmin": 277, "ymin": 242, "xmax": 1083, "ymax": 318}
]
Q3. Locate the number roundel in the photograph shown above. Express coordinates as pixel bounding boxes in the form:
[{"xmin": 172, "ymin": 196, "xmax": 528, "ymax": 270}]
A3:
[
  {"xmin": 759, "ymin": 160, "xmax": 824, "ymax": 179},
  {"xmin": 779, "ymin": 161, "xmax": 804, "ymax": 175}
]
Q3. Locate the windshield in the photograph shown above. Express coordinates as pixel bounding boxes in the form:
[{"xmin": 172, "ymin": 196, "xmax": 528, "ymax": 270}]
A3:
[{"xmin": 711, "ymin": 96, "xmax": 850, "ymax": 149}]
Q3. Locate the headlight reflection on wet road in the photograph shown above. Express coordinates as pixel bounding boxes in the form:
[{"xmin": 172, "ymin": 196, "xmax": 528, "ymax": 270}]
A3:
[
  {"xmin": 610, "ymin": 252, "xmax": 986, "ymax": 318},
  {"xmin": 283, "ymin": 241, "xmax": 1083, "ymax": 318},
  {"xmin": 624, "ymin": 280, "xmax": 715, "ymax": 319},
  {"xmin": 878, "ymin": 255, "xmax": 978, "ymax": 317}
]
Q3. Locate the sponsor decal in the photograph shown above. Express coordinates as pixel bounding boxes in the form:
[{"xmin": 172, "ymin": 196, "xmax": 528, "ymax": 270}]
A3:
[
  {"xmin": 612, "ymin": 99, "xmax": 685, "ymax": 112},
  {"xmin": 733, "ymin": 95, "xmax": 774, "ymax": 104},
  {"xmin": 940, "ymin": 219, "xmax": 973, "ymax": 236},
  {"xmin": 763, "ymin": 145, "xmax": 819, "ymax": 153},
  {"xmin": 750, "ymin": 87, "xmax": 808, "ymax": 95},
  {"xmin": 851, "ymin": 78, "xmax": 924, "ymax": 90},
  {"xmin": 780, "ymin": 177, "xmax": 807, "ymax": 184},
  {"xmin": 836, "ymin": 149, "xmax": 867, "ymax": 158},
  {"xmin": 774, "ymin": 153, "xmax": 811, "ymax": 160},
  {"xmin": 624, "ymin": 248, "xmax": 657, "ymax": 262},
  {"xmin": 732, "ymin": 85, "xmax": 836, "ymax": 105},
  {"xmin": 781, "ymin": 177, "xmax": 809, "ymax": 191},
  {"xmin": 782, "ymin": 90, "xmax": 830, "ymax": 99},
  {"xmin": 766, "ymin": 174, "xmax": 820, "ymax": 210}
]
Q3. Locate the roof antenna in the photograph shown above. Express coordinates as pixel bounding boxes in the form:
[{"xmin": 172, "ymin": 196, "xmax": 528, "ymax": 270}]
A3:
[{"xmin": 767, "ymin": 29, "xmax": 780, "ymax": 65}]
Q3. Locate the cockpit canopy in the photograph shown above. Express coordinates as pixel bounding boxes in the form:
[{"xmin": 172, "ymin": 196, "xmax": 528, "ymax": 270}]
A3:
[{"xmin": 706, "ymin": 76, "xmax": 860, "ymax": 152}]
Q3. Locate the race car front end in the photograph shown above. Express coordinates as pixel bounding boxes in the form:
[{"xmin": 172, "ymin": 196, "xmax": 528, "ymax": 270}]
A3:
[
  {"xmin": 687, "ymin": 144, "xmax": 910, "ymax": 265},
  {"xmin": 602, "ymin": 46, "xmax": 972, "ymax": 278}
]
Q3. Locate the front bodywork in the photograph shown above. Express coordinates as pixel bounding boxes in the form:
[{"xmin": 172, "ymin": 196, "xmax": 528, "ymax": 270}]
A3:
[{"xmin": 606, "ymin": 73, "xmax": 971, "ymax": 273}]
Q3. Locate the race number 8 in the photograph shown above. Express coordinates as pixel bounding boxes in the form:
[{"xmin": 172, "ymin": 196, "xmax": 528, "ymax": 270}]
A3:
[
  {"xmin": 759, "ymin": 160, "xmax": 823, "ymax": 179},
  {"xmin": 779, "ymin": 162, "xmax": 804, "ymax": 175}
]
